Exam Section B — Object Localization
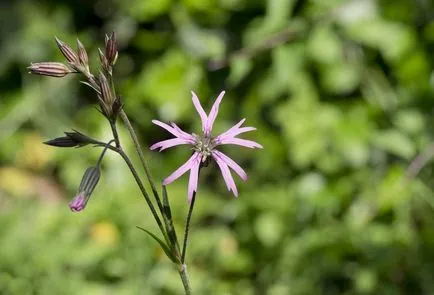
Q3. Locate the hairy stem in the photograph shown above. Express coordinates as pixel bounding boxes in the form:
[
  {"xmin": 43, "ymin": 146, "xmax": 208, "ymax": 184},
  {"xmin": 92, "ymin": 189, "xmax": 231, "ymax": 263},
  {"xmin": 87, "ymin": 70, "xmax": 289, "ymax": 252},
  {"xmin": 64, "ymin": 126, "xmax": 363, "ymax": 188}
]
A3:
[
  {"xmin": 119, "ymin": 110, "xmax": 165, "ymax": 216},
  {"xmin": 178, "ymin": 264, "xmax": 192, "ymax": 295}
]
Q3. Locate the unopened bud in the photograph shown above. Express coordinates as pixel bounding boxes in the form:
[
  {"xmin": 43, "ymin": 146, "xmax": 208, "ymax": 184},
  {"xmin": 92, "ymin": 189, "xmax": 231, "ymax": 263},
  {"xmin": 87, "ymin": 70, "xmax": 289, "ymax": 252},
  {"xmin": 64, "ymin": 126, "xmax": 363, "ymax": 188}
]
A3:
[
  {"xmin": 44, "ymin": 130, "xmax": 98, "ymax": 148},
  {"xmin": 76, "ymin": 39, "xmax": 89, "ymax": 70},
  {"xmin": 98, "ymin": 72, "xmax": 115, "ymax": 117},
  {"xmin": 27, "ymin": 62, "xmax": 74, "ymax": 77},
  {"xmin": 98, "ymin": 48, "xmax": 109, "ymax": 72},
  {"xmin": 55, "ymin": 37, "xmax": 79, "ymax": 65},
  {"xmin": 105, "ymin": 32, "xmax": 118, "ymax": 66},
  {"xmin": 70, "ymin": 166, "xmax": 101, "ymax": 212},
  {"xmin": 69, "ymin": 192, "xmax": 87, "ymax": 212}
]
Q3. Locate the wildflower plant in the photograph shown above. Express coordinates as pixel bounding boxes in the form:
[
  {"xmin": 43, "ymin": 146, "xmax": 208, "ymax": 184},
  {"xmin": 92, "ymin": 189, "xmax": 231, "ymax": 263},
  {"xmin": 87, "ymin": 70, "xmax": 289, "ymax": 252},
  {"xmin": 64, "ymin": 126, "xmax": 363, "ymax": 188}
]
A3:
[{"xmin": 28, "ymin": 33, "xmax": 261, "ymax": 294}]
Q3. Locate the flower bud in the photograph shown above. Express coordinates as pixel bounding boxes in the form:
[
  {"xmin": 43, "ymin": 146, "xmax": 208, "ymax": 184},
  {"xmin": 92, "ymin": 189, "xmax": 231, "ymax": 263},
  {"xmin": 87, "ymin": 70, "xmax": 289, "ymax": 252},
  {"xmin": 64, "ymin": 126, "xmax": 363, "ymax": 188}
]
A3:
[
  {"xmin": 44, "ymin": 130, "xmax": 99, "ymax": 148},
  {"xmin": 27, "ymin": 62, "xmax": 73, "ymax": 77},
  {"xmin": 70, "ymin": 166, "xmax": 101, "ymax": 212},
  {"xmin": 55, "ymin": 37, "xmax": 79, "ymax": 65},
  {"xmin": 76, "ymin": 39, "xmax": 89, "ymax": 72},
  {"xmin": 69, "ymin": 192, "xmax": 87, "ymax": 212},
  {"xmin": 98, "ymin": 72, "xmax": 117, "ymax": 118},
  {"xmin": 105, "ymin": 32, "xmax": 118, "ymax": 66},
  {"xmin": 98, "ymin": 48, "xmax": 109, "ymax": 72}
]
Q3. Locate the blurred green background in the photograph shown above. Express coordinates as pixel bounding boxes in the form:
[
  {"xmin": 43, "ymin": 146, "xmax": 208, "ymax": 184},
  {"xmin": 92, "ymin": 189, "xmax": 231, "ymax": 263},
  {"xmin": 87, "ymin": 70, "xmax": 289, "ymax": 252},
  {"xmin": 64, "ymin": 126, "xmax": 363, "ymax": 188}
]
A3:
[{"xmin": 1, "ymin": 0, "xmax": 434, "ymax": 294}]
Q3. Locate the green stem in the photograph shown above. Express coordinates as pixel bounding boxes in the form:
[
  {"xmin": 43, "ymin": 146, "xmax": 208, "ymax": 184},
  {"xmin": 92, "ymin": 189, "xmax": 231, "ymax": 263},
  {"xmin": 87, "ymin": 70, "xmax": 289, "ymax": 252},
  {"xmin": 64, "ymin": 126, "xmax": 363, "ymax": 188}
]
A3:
[
  {"xmin": 181, "ymin": 192, "xmax": 196, "ymax": 263},
  {"xmin": 178, "ymin": 264, "xmax": 192, "ymax": 295},
  {"xmin": 109, "ymin": 120, "xmax": 121, "ymax": 149},
  {"xmin": 96, "ymin": 139, "xmax": 115, "ymax": 167},
  {"xmin": 119, "ymin": 110, "xmax": 165, "ymax": 217}
]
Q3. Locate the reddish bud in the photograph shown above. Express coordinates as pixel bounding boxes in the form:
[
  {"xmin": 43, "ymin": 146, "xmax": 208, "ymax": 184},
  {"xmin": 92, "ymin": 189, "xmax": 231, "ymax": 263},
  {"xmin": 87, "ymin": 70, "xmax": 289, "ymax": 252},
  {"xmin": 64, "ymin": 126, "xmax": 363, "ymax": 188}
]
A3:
[
  {"xmin": 105, "ymin": 32, "xmax": 118, "ymax": 66},
  {"xmin": 27, "ymin": 62, "xmax": 73, "ymax": 77},
  {"xmin": 76, "ymin": 39, "xmax": 89, "ymax": 69},
  {"xmin": 98, "ymin": 48, "xmax": 109, "ymax": 72},
  {"xmin": 55, "ymin": 37, "xmax": 79, "ymax": 65},
  {"xmin": 99, "ymin": 71, "xmax": 113, "ymax": 105}
]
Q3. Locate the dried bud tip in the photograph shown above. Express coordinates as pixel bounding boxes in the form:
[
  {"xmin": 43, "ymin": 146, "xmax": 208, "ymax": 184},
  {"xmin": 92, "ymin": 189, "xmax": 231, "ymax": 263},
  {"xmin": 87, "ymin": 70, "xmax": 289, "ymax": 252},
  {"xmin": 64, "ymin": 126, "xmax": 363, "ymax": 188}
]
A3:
[{"xmin": 27, "ymin": 62, "xmax": 73, "ymax": 77}]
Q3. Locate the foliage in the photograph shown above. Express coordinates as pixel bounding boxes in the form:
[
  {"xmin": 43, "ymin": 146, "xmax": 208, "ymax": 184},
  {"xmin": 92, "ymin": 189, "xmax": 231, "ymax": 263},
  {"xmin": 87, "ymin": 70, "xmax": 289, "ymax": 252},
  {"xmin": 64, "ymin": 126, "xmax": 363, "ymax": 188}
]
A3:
[{"xmin": 1, "ymin": 0, "xmax": 434, "ymax": 294}]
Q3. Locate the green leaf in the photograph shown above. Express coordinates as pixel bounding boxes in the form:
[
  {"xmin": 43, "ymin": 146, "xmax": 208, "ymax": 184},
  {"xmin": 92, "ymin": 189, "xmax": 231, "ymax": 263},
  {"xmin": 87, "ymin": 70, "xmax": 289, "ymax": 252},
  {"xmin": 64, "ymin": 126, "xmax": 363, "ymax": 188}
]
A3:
[
  {"xmin": 136, "ymin": 226, "xmax": 178, "ymax": 263},
  {"xmin": 162, "ymin": 186, "xmax": 180, "ymax": 252}
]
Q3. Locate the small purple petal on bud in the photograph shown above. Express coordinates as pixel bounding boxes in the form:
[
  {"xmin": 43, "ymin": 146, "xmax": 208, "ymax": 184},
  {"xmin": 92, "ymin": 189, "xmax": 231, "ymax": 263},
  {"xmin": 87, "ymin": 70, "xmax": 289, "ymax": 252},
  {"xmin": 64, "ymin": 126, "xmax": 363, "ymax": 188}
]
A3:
[
  {"xmin": 27, "ymin": 62, "xmax": 73, "ymax": 77},
  {"xmin": 69, "ymin": 192, "xmax": 87, "ymax": 212},
  {"xmin": 55, "ymin": 37, "xmax": 79, "ymax": 65},
  {"xmin": 70, "ymin": 166, "xmax": 101, "ymax": 212}
]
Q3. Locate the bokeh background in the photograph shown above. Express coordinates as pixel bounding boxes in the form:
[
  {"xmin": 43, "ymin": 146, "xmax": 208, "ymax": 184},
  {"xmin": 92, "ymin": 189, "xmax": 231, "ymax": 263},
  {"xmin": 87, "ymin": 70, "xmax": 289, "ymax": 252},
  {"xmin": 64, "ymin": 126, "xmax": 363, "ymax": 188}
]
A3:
[{"xmin": 1, "ymin": 0, "xmax": 434, "ymax": 294}]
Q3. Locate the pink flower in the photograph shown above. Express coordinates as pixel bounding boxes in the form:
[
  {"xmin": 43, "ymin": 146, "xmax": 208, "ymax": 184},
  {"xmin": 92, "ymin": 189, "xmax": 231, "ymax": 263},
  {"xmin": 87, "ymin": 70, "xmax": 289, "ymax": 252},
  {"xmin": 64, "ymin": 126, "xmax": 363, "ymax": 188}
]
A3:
[{"xmin": 151, "ymin": 91, "xmax": 262, "ymax": 202}]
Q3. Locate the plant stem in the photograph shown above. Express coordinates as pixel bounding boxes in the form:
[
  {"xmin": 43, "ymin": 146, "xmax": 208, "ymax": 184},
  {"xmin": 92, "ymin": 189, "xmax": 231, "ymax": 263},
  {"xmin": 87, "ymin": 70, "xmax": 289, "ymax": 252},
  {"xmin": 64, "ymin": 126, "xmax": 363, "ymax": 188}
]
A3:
[
  {"xmin": 119, "ymin": 110, "xmax": 165, "ymax": 217},
  {"xmin": 181, "ymin": 192, "xmax": 196, "ymax": 263},
  {"xmin": 110, "ymin": 120, "xmax": 121, "ymax": 149},
  {"xmin": 96, "ymin": 139, "xmax": 115, "ymax": 167},
  {"xmin": 178, "ymin": 264, "xmax": 192, "ymax": 295}
]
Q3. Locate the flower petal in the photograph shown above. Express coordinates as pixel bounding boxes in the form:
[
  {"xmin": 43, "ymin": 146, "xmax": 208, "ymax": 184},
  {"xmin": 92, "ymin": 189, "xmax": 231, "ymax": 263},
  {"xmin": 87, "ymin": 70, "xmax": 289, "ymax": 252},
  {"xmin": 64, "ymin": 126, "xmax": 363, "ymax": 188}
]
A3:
[
  {"xmin": 163, "ymin": 152, "xmax": 200, "ymax": 185},
  {"xmin": 188, "ymin": 157, "xmax": 201, "ymax": 202},
  {"xmin": 214, "ymin": 153, "xmax": 238, "ymax": 197},
  {"xmin": 69, "ymin": 192, "xmax": 87, "ymax": 212},
  {"xmin": 150, "ymin": 138, "xmax": 192, "ymax": 151},
  {"xmin": 214, "ymin": 119, "xmax": 257, "ymax": 143},
  {"xmin": 212, "ymin": 150, "xmax": 247, "ymax": 181},
  {"xmin": 191, "ymin": 91, "xmax": 208, "ymax": 132},
  {"xmin": 152, "ymin": 120, "xmax": 179, "ymax": 137},
  {"xmin": 170, "ymin": 122, "xmax": 195, "ymax": 141},
  {"xmin": 216, "ymin": 118, "xmax": 245, "ymax": 139},
  {"xmin": 205, "ymin": 91, "xmax": 225, "ymax": 135},
  {"xmin": 218, "ymin": 137, "xmax": 263, "ymax": 149},
  {"xmin": 229, "ymin": 127, "xmax": 256, "ymax": 139}
]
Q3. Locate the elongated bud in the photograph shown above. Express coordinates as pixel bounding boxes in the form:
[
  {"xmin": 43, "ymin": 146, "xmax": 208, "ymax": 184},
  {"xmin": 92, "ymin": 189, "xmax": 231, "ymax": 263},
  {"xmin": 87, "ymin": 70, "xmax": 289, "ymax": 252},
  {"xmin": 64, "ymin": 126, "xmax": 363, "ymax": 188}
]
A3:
[
  {"xmin": 98, "ymin": 48, "xmax": 109, "ymax": 71},
  {"xmin": 55, "ymin": 37, "xmax": 79, "ymax": 64},
  {"xmin": 44, "ymin": 130, "xmax": 99, "ymax": 148},
  {"xmin": 27, "ymin": 62, "xmax": 73, "ymax": 77},
  {"xmin": 99, "ymin": 71, "xmax": 114, "ymax": 106},
  {"xmin": 70, "ymin": 166, "xmax": 101, "ymax": 212},
  {"xmin": 105, "ymin": 32, "xmax": 118, "ymax": 66},
  {"xmin": 76, "ymin": 39, "xmax": 89, "ymax": 70}
]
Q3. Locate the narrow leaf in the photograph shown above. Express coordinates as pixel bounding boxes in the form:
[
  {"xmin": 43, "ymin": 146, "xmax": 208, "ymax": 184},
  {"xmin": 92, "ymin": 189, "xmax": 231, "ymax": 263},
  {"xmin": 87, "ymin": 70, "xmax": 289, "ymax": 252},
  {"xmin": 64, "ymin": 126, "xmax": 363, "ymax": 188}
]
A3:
[
  {"xmin": 162, "ymin": 186, "xmax": 180, "ymax": 252},
  {"xmin": 136, "ymin": 226, "xmax": 178, "ymax": 263}
]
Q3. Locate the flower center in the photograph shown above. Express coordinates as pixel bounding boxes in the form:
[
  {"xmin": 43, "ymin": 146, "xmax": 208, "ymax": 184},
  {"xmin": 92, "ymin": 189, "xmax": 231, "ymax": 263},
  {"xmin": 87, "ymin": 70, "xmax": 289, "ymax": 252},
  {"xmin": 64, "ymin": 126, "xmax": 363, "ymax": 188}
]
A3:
[{"xmin": 194, "ymin": 134, "xmax": 216, "ymax": 164}]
